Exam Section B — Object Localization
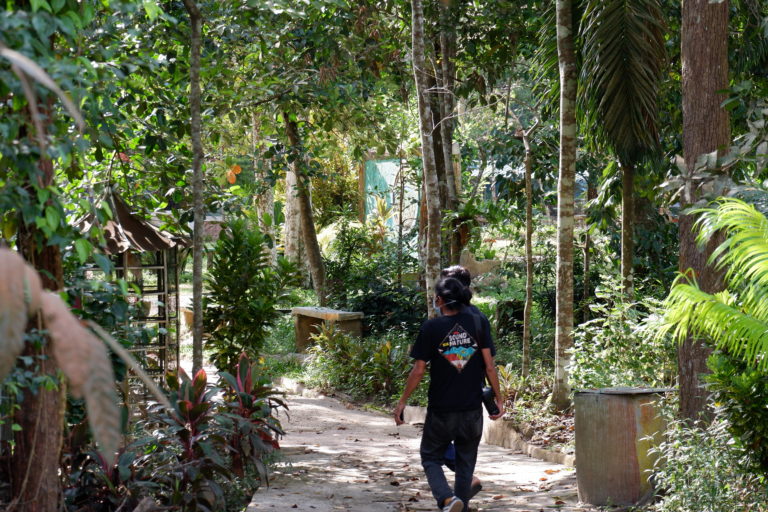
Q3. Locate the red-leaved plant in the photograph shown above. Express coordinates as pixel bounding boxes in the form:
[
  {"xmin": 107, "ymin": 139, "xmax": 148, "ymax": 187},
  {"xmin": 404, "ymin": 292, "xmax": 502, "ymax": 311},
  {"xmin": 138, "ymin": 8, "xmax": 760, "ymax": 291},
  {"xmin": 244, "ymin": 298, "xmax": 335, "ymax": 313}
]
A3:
[{"xmin": 218, "ymin": 352, "xmax": 287, "ymax": 478}]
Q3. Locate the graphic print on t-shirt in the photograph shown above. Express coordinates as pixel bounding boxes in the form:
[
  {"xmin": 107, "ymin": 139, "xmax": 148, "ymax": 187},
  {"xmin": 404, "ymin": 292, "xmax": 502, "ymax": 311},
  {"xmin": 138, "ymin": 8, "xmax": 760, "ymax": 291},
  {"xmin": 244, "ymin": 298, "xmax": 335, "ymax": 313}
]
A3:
[{"xmin": 438, "ymin": 323, "xmax": 478, "ymax": 372}]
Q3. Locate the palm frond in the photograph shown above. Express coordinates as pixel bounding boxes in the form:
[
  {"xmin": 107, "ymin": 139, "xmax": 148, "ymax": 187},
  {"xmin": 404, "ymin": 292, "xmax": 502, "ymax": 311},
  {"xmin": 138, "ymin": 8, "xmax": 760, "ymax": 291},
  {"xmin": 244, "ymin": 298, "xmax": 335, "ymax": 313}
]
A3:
[{"xmin": 579, "ymin": 0, "xmax": 667, "ymax": 162}]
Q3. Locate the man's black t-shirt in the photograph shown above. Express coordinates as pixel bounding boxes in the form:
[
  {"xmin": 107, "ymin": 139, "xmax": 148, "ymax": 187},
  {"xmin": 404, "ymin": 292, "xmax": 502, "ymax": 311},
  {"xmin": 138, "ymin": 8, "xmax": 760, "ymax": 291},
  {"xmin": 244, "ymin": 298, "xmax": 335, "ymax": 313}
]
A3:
[
  {"xmin": 410, "ymin": 309, "xmax": 490, "ymax": 413},
  {"xmin": 466, "ymin": 304, "xmax": 496, "ymax": 357}
]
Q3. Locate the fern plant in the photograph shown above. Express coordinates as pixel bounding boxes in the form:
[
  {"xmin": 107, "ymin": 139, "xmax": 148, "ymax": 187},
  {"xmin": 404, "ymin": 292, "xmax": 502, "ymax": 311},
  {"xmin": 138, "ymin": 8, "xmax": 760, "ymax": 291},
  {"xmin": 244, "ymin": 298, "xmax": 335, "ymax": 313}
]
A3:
[
  {"xmin": 203, "ymin": 218, "xmax": 299, "ymax": 371},
  {"xmin": 658, "ymin": 198, "xmax": 768, "ymax": 368}
]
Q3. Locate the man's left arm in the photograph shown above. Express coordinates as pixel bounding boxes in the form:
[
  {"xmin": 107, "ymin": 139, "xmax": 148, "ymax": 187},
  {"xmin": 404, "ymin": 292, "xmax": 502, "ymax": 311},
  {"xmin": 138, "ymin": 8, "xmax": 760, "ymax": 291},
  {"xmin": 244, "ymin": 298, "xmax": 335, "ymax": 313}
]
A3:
[{"xmin": 481, "ymin": 348, "xmax": 504, "ymax": 420}]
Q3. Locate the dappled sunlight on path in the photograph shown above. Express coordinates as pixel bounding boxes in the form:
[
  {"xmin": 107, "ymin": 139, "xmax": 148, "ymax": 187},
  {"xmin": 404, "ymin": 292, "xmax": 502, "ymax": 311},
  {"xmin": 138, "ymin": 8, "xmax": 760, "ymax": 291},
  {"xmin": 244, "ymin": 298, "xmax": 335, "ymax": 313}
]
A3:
[{"xmin": 248, "ymin": 393, "xmax": 595, "ymax": 512}]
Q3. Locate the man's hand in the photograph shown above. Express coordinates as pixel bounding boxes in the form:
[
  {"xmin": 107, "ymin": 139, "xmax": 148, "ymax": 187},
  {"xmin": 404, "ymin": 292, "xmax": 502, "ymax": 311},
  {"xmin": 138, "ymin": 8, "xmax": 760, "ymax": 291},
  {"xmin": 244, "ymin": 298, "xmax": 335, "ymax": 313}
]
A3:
[
  {"xmin": 393, "ymin": 402, "xmax": 406, "ymax": 426},
  {"xmin": 489, "ymin": 398, "xmax": 505, "ymax": 421}
]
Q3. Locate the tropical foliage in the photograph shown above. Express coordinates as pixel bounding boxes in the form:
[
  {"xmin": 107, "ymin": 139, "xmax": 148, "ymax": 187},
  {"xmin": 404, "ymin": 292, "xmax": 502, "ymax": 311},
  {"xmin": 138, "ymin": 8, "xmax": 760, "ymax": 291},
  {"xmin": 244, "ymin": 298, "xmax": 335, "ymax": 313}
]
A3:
[
  {"xmin": 659, "ymin": 198, "xmax": 768, "ymax": 369},
  {"xmin": 1, "ymin": 0, "xmax": 768, "ymax": 508},
  {"xmin": 204, "ymin": 218, "xmax": 299, "ymax": 370}
]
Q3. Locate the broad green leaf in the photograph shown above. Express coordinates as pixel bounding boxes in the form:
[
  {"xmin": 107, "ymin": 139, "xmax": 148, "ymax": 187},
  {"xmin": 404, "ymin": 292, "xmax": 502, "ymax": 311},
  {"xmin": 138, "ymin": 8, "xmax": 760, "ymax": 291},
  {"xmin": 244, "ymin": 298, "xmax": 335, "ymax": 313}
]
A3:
[
  {"xmin": 74, "ymin": 238, "xmax": 93, "ymax": 264},
  {"xmin": 30, "ymin": 0, "xmax": 53, "ymax": 12},
  {"xmin": 44, "ymin": 206, "xmax": 60, "ymax": 230},
  {"xmin": 93, "ymin": 253, "xmax": 112, "ymax": 274},
  {"xmin": 143, "ymin": 0, "xmax": 163, "ymax": 20}
]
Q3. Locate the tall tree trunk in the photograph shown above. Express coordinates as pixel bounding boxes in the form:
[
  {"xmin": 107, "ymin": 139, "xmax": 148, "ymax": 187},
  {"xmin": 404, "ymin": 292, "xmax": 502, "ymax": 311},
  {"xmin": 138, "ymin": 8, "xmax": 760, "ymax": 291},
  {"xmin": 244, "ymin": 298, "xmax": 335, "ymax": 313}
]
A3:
[
  {"xmin": 679, "ymin": 0, "xmax": 730, "ymax": 420},
  {"xmin": 283, "ymin": 114, "xmax": 326, "ymax": 306},
  {"xmin": 621, "ymin": 162, "xmax": 635, "ymax": 296},
  {"xmin": 428, "ymin": 68, "xmax": 448, "ymax": 215},
  {"xmin": 522, "ymin": 131, "xmax": 534, "ymax": 379},
  {"xmin": 252, "ymin": 113, "xmax": 276, "ymax": 263},
  {"xmin": 11, "ymin": 153, "xmax": 64, "ymax": 512},
  {"xmin": 438, "ymin": 0, "xmax": 460, "ymax": 264},
  {"xmin": 583, "ymin": 181, "xmax": 596, "ymax": 322},
  {"xmin": 284, "ymin": 163, "xmax": 302, "ymax": 266},
  {"xmin": 183, "ymin": 0, "xmax": 205, "ymax": 375},
  {"xmin": 412, "ymin": 0, "xmax": 442, "ymax": 317},
  {"xmin": 552, "ymin": 0, "xmax": 578, "ymax": 412}
]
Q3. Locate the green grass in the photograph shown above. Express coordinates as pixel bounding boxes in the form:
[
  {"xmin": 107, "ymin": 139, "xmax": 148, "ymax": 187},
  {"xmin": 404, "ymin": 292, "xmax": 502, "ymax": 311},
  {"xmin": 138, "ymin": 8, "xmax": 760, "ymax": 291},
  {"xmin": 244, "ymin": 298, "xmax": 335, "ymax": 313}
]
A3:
[
  {"xmin": 260, "ymin": 355, "xmax": 306, "ymax": 381},
  {"xmin": 263, "ymin": 315, "xmax": 296, "ymax": 354},
  {"xmin": 279, "ymin": 286, "xmax": 319, "ymax": 308}
]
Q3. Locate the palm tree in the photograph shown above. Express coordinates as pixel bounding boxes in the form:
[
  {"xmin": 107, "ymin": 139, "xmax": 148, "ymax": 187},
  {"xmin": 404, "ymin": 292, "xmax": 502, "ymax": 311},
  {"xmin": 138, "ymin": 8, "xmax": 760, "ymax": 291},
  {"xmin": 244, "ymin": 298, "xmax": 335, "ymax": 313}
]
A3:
[
  {"xmin": 660, "ymin": 198, "xmax": 768, "ymax": 370},
  {"xmin": 579, "ymin": 0, "xmax": 667, "ymax": 295}
]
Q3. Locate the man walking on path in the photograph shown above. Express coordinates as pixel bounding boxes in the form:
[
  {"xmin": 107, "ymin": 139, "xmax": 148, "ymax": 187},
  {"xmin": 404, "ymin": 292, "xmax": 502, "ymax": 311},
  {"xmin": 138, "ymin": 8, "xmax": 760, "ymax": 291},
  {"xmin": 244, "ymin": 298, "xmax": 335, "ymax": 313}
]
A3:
[
  {"xmin": 393, "ymin": 277, "xmax": 505, "ymax": 512},
  {"xmin": 440, "ymin": 265, "xmax": 495, "ymax": 357}
]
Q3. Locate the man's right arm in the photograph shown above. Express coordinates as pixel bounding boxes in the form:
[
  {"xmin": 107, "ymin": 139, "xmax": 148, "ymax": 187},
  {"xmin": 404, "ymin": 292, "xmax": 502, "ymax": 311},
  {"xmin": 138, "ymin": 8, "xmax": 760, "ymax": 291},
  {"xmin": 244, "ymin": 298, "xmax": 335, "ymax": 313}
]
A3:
[{"xmin": 393, "ymin": 360, "xmax": 426, "ymax": 425}]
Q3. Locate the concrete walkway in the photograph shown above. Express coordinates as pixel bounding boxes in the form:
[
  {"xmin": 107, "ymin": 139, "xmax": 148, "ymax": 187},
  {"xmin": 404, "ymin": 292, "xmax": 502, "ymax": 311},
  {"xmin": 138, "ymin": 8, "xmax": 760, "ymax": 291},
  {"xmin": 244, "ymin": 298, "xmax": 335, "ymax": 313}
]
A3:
[{"xmin": 247, "ymin": 391, "xmax": 594, "ymax": 512}]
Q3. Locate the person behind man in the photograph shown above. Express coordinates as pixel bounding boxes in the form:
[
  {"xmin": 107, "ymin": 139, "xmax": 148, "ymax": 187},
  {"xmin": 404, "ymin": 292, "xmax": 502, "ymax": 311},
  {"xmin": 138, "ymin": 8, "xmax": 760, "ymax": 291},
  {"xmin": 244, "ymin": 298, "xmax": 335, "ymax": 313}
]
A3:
[
  {"xmin": 440, "ymin": 265, "xmax": 495, "ymax": 356},
  {"xmin": 439, "ymin": 265, "xmax": 492, "ymax": 495},
  {"xmin": 393, "ymin": 277, "xmax": 504, "ymax": 512}
]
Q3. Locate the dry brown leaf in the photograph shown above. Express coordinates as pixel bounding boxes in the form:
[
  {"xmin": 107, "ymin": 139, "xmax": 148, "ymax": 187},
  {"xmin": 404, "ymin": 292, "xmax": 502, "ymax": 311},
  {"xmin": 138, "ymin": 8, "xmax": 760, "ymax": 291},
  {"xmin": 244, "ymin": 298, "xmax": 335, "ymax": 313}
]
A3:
[
  {"xmin": 0, "ymin": 249, "xmax": 38, "ymax": 381},
  {"xmin": 39, "ymin": 290, "xmax": 121, "ymax": 461},
  {"xmin": 83, "ymin": 332, "xmax": 121, "ymax": 462},
  {"xmin": 23, "ymin": 264, "xmax": 42, "ymax": 315},
  {"xmin": 41, "ymin": 292, "xmax": 92, "ymax": 396},
  {"xmin": 0, "ymin": 43, "xmax": 85, "ymax": 131}
]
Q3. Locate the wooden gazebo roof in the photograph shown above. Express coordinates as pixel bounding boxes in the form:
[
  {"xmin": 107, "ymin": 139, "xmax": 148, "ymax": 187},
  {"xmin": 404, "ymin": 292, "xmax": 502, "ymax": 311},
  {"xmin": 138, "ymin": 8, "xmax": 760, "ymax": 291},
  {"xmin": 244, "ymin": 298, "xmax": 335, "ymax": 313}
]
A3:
[{"xmin": 79, "ymin": 191, "xmax": 190, "ymax": 255}]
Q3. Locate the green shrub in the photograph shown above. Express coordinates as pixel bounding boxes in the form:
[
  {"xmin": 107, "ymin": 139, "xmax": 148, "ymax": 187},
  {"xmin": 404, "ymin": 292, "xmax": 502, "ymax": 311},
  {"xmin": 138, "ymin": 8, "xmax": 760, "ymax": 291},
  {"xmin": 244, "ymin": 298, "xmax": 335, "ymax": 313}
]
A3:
[
  {"xmin": 706, "ymin": 351, "xmax": 768, "ymax": 476},
  {"xmin": 325, "ymin": 219, "xmax": 423, "ymax": 336},
  {"xmin": 569, "ymin": 275, "xmax": 677, "ymax": 390},
  {"xmin": 63, "ymin": 359, "xmax": 285, "ymax": 511},
  {"xmin": 204, "ymin": 218, "xmax": 299, "ymax": 371},
  {"xmin": 304, "ymin": 323, "xmax": 416, "ymax": 403},
  {"xmin": 651, "ymin": 413, "xmax": 768, "ymax": 512}
]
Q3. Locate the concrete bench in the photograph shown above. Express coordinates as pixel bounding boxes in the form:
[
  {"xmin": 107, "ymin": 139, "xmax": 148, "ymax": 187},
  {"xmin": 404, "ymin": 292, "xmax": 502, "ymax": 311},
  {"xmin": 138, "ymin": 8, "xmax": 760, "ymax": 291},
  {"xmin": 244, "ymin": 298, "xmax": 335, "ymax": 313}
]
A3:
[{"xmin": 291, "ymin": 307, "xmax": 364, "ymax": 352}]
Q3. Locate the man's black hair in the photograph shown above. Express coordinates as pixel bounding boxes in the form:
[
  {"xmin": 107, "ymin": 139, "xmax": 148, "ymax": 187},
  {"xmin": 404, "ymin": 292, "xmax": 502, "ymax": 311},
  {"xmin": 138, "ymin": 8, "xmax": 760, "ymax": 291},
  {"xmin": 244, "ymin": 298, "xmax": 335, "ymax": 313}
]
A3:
[
  {"xmin": 435, "ymin": 277, "xmax": 472, "ymax": 310},
  {"xmin": 440, "ymin": 265, "xmax": 471, "ymax": 288}
]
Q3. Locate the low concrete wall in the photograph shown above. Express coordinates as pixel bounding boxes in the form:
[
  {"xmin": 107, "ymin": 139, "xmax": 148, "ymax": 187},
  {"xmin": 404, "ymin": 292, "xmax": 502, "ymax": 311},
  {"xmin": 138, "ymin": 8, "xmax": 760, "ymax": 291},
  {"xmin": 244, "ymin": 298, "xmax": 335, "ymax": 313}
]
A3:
[
  {"xmin": 482, "ymin": 414, "xmax": 575, "ymax": 467},
  {"xmin": 404, "ymin": 405, "xmax": 575, "ymax": 467}
]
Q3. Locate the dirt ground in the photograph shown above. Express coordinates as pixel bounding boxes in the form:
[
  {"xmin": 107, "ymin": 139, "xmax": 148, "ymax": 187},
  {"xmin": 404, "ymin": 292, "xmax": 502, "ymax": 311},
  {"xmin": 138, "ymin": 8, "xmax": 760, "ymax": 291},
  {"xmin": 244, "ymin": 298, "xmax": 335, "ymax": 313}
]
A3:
[{"xmin": 247, "ymin": 389, "xmax": 595, "ymax": 512}]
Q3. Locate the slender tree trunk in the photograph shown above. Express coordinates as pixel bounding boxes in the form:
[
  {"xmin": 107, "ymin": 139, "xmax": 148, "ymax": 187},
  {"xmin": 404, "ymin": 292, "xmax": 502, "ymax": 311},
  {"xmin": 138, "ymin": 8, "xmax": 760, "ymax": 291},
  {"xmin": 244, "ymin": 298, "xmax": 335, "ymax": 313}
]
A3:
[
  {"xmin": 283, "ymin": 114, "xmax": 327, "ymax": 306},
  {"xmin": 583, "ymin": 181, "xmax": 596, "ymax": 322},
  {"xmin": 183, "ymin": 0, "xmax": 205, "ymax": 375},
  {"xmin": 284, "ymin": 163, "xmax": 302, "ymax": 266},
  {"xmin": 552, "ymin": 0, "xmax": 578, "ymax": 412},
  {"xmin": 12, "ymin": 243, "xmax": 64, "ymax": 512},
  {"xmin": 438, "ymin": 0, "xmax": 460, "ymax": 264},
  {"xmin": 522, "ymin": 132, "xmax": 534, "ymax": 379},
  {"xmin": 679, "ymin": 0, "xmax": 730, "ymax": 420},
  {"xmin": 412, "ymin": 0, "xmax": 442, "ymax": 317},
  {"xmin": 428, "ymin": 69, "xmax": 448, "ymax": 215},
  {"xmin": 621, "ymin": 162, "xmax": 635, "ymax": 296},
  {"xmin": 252, "ymin": 112, "xmax": 276, "ymax": 263},
  {"xmin": 11, "ymin": 144, "xmax": 64, "ymax": 512}
]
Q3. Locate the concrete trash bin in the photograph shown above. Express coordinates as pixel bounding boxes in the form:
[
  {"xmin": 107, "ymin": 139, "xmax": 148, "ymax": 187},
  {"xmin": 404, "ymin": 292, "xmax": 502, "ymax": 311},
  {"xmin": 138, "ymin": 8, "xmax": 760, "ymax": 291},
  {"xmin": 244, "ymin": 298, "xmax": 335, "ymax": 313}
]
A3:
[{"xmin": 574, "ymin": 387, "xmax": 672, "ymax": 506}]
